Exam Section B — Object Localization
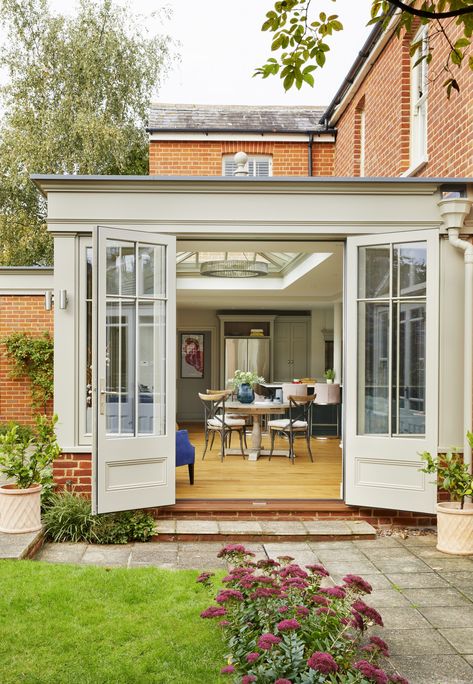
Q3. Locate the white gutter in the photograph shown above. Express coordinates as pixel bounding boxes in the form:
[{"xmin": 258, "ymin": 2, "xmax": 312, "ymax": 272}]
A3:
[{"xmin": 439, "ymin": 198, "xmax": 473, "ymax": 469}]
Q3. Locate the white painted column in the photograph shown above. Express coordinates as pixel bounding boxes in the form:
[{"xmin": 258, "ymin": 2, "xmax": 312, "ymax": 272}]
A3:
[{"xmin": 333, "ymin": 301, "xmax": 343, "ymax": 383}]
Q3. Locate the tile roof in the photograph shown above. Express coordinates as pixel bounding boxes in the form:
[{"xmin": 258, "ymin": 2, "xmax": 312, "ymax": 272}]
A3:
[{"xmin": 148, "ymin": 103, "xmax": 328, "ymax": 132}]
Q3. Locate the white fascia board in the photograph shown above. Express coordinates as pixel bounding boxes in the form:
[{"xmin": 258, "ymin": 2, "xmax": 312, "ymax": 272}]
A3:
[
  {"xmin": 329, "ymin": 12, "xmax": 401, "ymax": 126},
  {"xmin": 0, "ymin": 271, "xmax": 54, "ymax": 293},
  {"xmin": 176, "ymin": 253, "xmax": 331, "ymax": 291},
  {"xmin": 149, "ymin": 132, "xmax": 335, "ymax": 143}
]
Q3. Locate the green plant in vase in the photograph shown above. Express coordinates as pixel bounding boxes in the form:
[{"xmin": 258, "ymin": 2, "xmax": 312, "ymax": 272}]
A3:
[
  {"xmin": 324, "ymin": 368, "xmax": 335, "ymax": 384},
  {"xmin": 230, "ymin": 370, "xmax": 265, "ymax": 404}
]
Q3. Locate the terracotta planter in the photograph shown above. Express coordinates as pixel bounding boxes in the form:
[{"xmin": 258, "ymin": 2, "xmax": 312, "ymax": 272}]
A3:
[
  {"xmin": 436, "ymin": 501, "xmax": 473, "ymax": 555},
  {"xmin": 0, "ymin": 483, "xmax": 42, "ymax": 534}
]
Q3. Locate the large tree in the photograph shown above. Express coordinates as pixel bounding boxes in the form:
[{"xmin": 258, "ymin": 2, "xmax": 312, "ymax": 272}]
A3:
[
  {"xmin": 0, "ymin": 0, "xmax": 174, "ymax": 265},
  {"xmin": 256, "ymin": 1, "xmax": 473, "ymax": 95}
]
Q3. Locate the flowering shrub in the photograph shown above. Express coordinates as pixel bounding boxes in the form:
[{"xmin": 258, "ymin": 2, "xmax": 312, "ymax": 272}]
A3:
[{"xmin": 197, "ymin": 544, "xmax": 408, "ymax": 684}]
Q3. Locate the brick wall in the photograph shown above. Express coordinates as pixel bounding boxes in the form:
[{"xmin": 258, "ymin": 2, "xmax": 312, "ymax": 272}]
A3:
[
  {"xmin": 334, "ymin": 22, "xmax": 472, "ymax": 177},
  {"xmin": 53, "ymin": 453, "xmax": 92, "ymax": 495},
  {"xmin": 0, "ymin": 295, "xmax": 54, "ymax": 424},
  {"xmin": 149, "ymin": 139, "xmax": 334, "ymax": 176}
]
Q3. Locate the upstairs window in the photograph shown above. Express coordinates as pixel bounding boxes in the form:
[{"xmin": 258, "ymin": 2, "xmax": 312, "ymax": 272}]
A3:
[
  {"xmin": 410, "ymin": 27, "xmax": 429, "ymax": 168},
  {"xmin": 223, "ymin": 155, "xmax": 272, "ymax": 177}
]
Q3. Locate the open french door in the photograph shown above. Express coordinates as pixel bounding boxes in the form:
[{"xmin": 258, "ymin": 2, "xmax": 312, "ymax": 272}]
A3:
[
  {"xmin": 92, "ymin": 226, "xmax": 176, "ymax": 514},
  {"xmin": 345, "ymin": 230, "xmax": 438, "ymax": 514}
]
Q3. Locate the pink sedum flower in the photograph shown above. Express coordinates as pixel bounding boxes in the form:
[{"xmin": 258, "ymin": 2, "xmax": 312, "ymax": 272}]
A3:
[
  {"xmin": 257, "ymin": 632, "xmax": 282, "ymax": 650},
  {"xmin": 242, "ymin": 676, "xmax": 257, "ymax": 684},
  {"xmin": 353, "ymin": 660, "xmax": 389, "ymax": 684},
  {"xmin": 343, "ymin": 574, "xmax": 373, "ymax": 594},
  {"xmin": 200, "ymin": 606, "xmax": 227, "ymax": 619},
  {"xmin": 277, "ymin": 618, "xmax": 301, "ymax": 631},
  {"xmin": 307, "ymin": 651, "xmax": 339, "ymax": 674},
  {"xmin": 245, "ymin": 652, "xmax": 259, "ymax": 663},
  {"xmin": 220, "ymin": 664, "xmax": 235, "ymax": 675}
]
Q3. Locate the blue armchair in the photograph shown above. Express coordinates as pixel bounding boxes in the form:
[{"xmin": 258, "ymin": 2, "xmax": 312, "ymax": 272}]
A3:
[{"xmin": 176, "ymin": 429, "xmax": 195, "ymax": 484}]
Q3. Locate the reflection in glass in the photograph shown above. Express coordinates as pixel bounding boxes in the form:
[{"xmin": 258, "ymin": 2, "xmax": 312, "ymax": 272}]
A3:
[
  {"xmin": 358, "ymin": 302, "xmax": 390, "ymax": 434},
  {"xmin": 138, "ymin": 245, "xmax": 166, "ymax": 296},
  {"xmin": 138, "ymin": 301, "xmax": 166, "ymax": 435},
  {"xmin": 392, "ymin": 302, "xmax": 426, "ymax": 435},
  {"xmin": 393, "ymin": 243, "xmax": 426, "ymax": 297},
  {"xmin": 358, "ymin": 245, "xmax": 390, "ymax": 299},
  {"xmin": 106, "ymin": 241, "xmax": 135, "ymax": 296},
  {"xmin": 105, "ymin": 300, "xmax": 135, "ymax": 435}
]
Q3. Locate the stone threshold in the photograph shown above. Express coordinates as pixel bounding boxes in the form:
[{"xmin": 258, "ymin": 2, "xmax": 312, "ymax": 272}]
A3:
[
  {"xmin": 153, "ymin": 519, "xmax": 376, "ymax": 542},
  {"xmin": 0, "ymin": 528, "xmax": 44, "ymax": 560}
]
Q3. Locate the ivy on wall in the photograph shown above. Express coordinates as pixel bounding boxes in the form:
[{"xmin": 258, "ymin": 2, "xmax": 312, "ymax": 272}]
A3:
[{"xmin": 1, "ymin": 332, "xmax": 54, "ymax": 412}]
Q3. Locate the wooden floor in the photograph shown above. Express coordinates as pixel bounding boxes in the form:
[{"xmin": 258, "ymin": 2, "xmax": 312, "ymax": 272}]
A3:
[{"xmin": 176, "ymin": 423, "xmax": 342, "ymax": 500}]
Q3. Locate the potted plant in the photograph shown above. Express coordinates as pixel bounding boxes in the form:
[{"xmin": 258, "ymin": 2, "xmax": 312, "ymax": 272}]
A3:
[
  {"xmin": 324, "ymin": 368, "xmax": 335, "ymax": 384},
  {"xmin": 231, "ymin": 370, "xmax": 265, "ymax": 404},
  {"xmin": 0, "ymin": 414, "xmax": 60, "ymax": 533},
  {"xmin": 420, "ymin": 432, "xmax": 473, "ymax": 555}
]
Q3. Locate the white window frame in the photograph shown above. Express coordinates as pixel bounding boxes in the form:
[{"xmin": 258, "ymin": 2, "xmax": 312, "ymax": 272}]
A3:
[
  {"xmin": 410, "ymin": 26, "xmax": 429, "ymax": 170},
  {"xmin": 222, "ymin": 155, "xmax": 273, "ymax": 177},
  {"xmin": 79, "ymin": 236, "xmax": 93, "ymax": 445}
]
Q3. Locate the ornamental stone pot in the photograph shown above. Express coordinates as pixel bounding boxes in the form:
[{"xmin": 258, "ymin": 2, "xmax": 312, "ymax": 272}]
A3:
[
  {"xmin": 436, "ymin": 501, "xmax": 473, "ymax": 555},
  {"xmin": 0, "ymin": 483, "xmax": 42, "ymax": 534}
]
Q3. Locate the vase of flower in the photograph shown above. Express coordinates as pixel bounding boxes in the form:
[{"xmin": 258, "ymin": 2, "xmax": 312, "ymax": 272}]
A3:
[{"xmin": 237, "ymin": 383, "xmax": 254, "ymax": 404}]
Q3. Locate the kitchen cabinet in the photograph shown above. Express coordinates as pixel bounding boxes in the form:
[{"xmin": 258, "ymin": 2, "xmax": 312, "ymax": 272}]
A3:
[{"xmin": 274, "ymin": 317, "xmax": 310, "ymax": 381}]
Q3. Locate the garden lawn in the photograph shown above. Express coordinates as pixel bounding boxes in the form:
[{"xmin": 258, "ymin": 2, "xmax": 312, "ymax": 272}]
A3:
[{"xmin": 0, "ymin": 560, "xmax": 225, "ymax": 684}]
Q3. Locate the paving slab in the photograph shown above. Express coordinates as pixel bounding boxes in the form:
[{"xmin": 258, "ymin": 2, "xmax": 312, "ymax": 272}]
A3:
[
  {"xmin": 438, "ymin": 571, "xmax": 473, "ymax": 587},
  {"xmin": 263, "ymin": 542, "xmax": 317, "ymax": 566},
  {"xmin": 439, "ymin": 628, "xmax": 473, "ymax": 654},
  {"xmin": 418, "ymin": 606, "xmax": 473, "ymax": 628},
  {"xmin": 302, "ymin": 520, "xmax": 352, "ymax": 535},
  {"xmin": 321, "ymin": 559, "xmax": 381, "ymax": 575},
  {"xmin": 129, "ymin": 542, "xmax": 179, "ymax": 568},
  {"xmin": 389, "ymin": 655, "xmax": 473, "ymax": 684},
  {"xmin": 175, "ymin": 520, "xmax": 219, "ymax": 535},
  {"xmin": 259, "ymin": 520, "xmax": 307, "ymax": 535},
  {"xmin": 397, "ymin": 535, "xmax": 437, "ymax": 546},
  {"xmin": 216, "ymin": 520, "xmax": 263, "ymax": 535},
  {"xmin": 0, "ymin": 530, "xmax": 43, "ymax": 559},
  {"xmin": 377, "ymin": 606, "xmax": 431, "ymax": 630},
  {"xmin": 316, "ymin": 548, "xmax": 368, "ymax": 562},
  {"xmin": 372, "ymin": 557, "xmax": 433, "ymax": 574},
  {"xmin": 401, "ymin": 587, "xmax": 472, "ymax": 607},
  {"xmin": 154, "ymin": 519, "xmax": 176, "ymax": 534},
  {"xmin": 365, "ymin": 589, "xmax": 410, "ymax": 608},
  {"xmin": 346, "ymin": 520, "xmax": 377, "ymax": 535},
  {"xmin": 409, "ymin": 546, "xmax": 453, "ymax": 559},
  {"xmin": 35, "ymin": 542, "xmax": 87, "ymax": 564},
  {"xmin": 358, "ymin": 547, "xmax": 415, "ymax": 561},
  {"xmin": 309, "ymin": 540, "xmax": 356, "ymax": 550},
  {"xmin": 176, "ymin": 542, "xmax": 228, "ymax": 569},
  {"xmin": 80, "ymin": 544, "xmax": 134, "ymax": 566},
  {"xmin": 421, "ymin": 557, "xmax": 473, "ymax": 572},
  {"xmin": 354, "ymin": 537, "xmax": 403, "ymax": 548},
  {"xmin": 370, "ymin": 628, "xmax": 456, "ymax": 655},
  {"xmin": 386, "ymin": 572, "xmax": 450, "ymax": 589}
]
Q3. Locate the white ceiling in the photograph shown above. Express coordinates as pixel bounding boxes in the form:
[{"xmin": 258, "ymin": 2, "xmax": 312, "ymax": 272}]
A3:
[{"xmin": 176, "ymin": 240, "xmax": 343, "ymax": 309}]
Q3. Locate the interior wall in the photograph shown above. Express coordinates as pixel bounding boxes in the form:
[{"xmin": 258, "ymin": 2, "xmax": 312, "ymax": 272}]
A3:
[{"xmin": 310, "ymin": 307, "xmax": 334, "ymax": 380}]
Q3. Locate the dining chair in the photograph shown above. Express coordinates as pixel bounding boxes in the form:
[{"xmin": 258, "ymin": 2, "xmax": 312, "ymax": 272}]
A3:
[
  {"xmin": 198, "ymin": 392, "xmax": 246, "ymax": 461},
  {"xmin": 268, "ymin": 394, "xmax": 316, "ymax": 464},
  {"xmin": 206, "ymin": 388, "xmax": 249, "ymax": 446}
]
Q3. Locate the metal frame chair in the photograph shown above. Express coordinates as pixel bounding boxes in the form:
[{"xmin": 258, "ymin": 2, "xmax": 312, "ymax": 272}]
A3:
[
  {"xmin": 198, "ymin": 392, "xmax": 246, "ymax": 461},
  {"xmin": 268, "ymin": 394, "xmax": 316, "ymax": 464}
]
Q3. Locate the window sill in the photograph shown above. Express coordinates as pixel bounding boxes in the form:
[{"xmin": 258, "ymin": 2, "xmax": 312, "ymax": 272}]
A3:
[{"xmin": 400, "ymin": 157, "xmax": 429, "ymax": 178}]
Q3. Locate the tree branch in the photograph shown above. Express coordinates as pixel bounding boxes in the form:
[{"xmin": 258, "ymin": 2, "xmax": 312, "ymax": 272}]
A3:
[{"xmin": 388, "ymin": 0, "xmax": 473, "ymax": 19}]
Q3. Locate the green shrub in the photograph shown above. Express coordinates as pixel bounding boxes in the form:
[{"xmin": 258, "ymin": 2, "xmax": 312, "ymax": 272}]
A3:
[
  {"xmin": 42, "ymin": 491, "xmax": 156, "ymax": 544},
  {"xmin": 0, "ymin": 422, "xmax": 34, "ymax": 441}
]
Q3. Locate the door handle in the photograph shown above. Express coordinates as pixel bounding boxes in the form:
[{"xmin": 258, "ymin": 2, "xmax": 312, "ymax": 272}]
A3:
[{"xmin": 99, "ymin": 380, "xmax": 119, "ymax": 414}]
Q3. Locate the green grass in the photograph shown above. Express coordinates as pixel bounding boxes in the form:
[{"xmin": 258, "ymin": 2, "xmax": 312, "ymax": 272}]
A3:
[{"xmin": 0, "ymin": 561, "xmax": 225, "ymax": 684}]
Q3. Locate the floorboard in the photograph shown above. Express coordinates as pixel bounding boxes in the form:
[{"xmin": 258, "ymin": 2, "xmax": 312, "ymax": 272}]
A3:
[{"xmin": 176, "ymin": 423, "xmax": 342, "ymax": 500}]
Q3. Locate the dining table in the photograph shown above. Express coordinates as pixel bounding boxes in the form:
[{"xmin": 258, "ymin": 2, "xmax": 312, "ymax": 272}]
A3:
[{"xmin": 225, "ymin": 400, "xmax": 290, "ymax": 461}]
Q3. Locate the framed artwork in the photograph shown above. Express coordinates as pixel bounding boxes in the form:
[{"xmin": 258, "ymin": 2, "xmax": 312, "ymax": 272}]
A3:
[{"xmin": 181, "ymin": 333, "xmax": 204, "ymax": 378}]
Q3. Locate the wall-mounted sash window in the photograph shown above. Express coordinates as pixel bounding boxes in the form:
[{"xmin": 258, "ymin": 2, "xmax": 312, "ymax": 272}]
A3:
[
  {"xmin": 410, "ymin": 27, "xmax": 429, "ymax": 168},
  {"xmin": 357, "ymin": 241, "xmax": 427, "ymax": 436},
  {"xmin": 223, "ymin": 155, "xmax": 272, "ymax": 177}
]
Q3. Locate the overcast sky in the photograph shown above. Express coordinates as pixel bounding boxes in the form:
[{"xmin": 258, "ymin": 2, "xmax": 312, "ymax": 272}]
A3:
[{"xmin": 49, "ymin": 0, "xmax": 374, "ymax": 107}]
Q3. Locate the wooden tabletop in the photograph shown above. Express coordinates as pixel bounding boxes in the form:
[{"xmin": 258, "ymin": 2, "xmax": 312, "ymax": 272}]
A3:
[{"xmin": 225, "ymin": 400, "xmax": 288, "ymax": 414}]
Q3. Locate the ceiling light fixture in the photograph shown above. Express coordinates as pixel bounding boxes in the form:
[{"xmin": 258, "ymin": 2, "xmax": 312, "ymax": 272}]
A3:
[{"xmin": 200, "ymin": 259, "xmax": 269, "ymax": 278}]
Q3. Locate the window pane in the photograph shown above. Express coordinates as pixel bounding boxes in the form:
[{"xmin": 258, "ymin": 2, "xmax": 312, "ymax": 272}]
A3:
[
  {"xmin": 393, "ymin": 242, "xmax": 426, "ymax": 297},
  {"xmin": 358, "ymin": 302, "xmax": 390, "ymax": 434},
  {"xmin": 392, "ymin": 302, "xmax": 426, "ymax": 435},
  {"xmin": 138, "ymin": 301, "xmax": 166, "ymax": 435},
  {"xmin": 86, "ymin": 301, "xmax": 92, "ymax": 434},
  {"xmin": 138, "ymin": 245, "xmax": 166, "ymax": 296},
  {"xmin": 358, "ymin": 246, "xmax": 390, "ymax": 298},
  {"xmin": 86, "ymin": 247, "xmax": 92, "ymax": 299},
  {"xmin": 105, "ymin": 300, "xmax": 135, "ymax": 436},
  {"xmin": 106, "ymin": 241, "xmax": 135, "ymax": 296}
]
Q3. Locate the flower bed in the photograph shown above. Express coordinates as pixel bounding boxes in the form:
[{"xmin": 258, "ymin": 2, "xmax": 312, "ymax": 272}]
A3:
[{"xmin": 197, "ymin": 544, "xmax": 408, "ymax": 684}]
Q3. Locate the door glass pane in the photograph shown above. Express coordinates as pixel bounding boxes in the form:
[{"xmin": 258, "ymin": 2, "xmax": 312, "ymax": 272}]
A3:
[
  {"xmin": 138, "ymin": 300, "xmax": 166, "ymax": 435},
  {"xmin": 393, "ymin": 242, "xmax": 426, "ymax": 297},
  {"xmin": 138, "ymin": 245, "xmax": 166, "ymax": 296},
  {"xmin": 105, "ymin": 300, "xmax": 135, "ymax": 436},
  {"xmin": 358, "ymin": 245, "xmax": 390, "ymax": 298},
  {"xmin": 106, "ymin": 241, "xmax": 135, "ymax": 296},
  {"xmin": 392, "ymin": 302, "xmax": 426, "ymax": 435},
  {"xmin": 358, "ymin": 302, "xmax": 389, "ymax": 434}
]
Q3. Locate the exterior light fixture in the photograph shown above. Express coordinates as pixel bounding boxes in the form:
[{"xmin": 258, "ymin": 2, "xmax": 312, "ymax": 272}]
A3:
[{"xmin": 200, "ymin": 259, "xmax": 268, "ymax": 278}]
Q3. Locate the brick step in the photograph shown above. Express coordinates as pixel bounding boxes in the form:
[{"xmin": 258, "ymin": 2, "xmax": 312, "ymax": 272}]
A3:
[{"xmin": 153, "ymin": 519, "xmax": 376, "ymax": 542}]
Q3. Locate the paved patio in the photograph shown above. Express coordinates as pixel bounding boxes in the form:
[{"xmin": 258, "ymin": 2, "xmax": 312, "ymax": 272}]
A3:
[{"xmin": 35, "ymin": 533, "xmax": 473, "ymax": 684}]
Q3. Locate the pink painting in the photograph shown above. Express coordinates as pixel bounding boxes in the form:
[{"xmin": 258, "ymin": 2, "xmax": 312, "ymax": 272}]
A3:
[{"xmin": 181, "ymin": 333, "xmax": 204, "ymax": 378}]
